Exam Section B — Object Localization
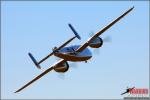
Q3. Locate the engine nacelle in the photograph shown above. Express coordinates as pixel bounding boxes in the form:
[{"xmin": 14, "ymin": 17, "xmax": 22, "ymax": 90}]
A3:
[
  {"xmin": 89, "ymin": 37, "xmax": 103, "ymax": 48},
  {"xmin": 53, "ymin": 61, "xmax": 69, "ymax": 73}
]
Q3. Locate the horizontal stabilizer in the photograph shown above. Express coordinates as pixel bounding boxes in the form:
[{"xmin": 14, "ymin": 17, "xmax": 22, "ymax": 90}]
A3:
[
  {"xmin": 68, "ymin": 23, "xmax": 81, "ymax": 40},
  {"xmin": 28, "ymin": 53, "xmax": 41, "ymax": 69}
]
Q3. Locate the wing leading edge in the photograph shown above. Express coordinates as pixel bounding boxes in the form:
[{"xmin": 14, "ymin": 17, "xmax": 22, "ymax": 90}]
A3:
[
  {"xmin": 15, "ymin": 59, "xmax": 65, "ymax": 93},
  {"xmin": 76, "ymin": 7, "xmax": 134, "ymax": 52}
]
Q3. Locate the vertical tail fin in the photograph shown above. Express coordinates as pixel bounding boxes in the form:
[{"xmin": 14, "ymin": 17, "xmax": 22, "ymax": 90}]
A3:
[
  {"xmin": 28, "ymin": 53, "xmax": 41, "ymax": 69},
  {"xmin": 68, "ymin": 23, "xmax": 81, "ymax": 40}
]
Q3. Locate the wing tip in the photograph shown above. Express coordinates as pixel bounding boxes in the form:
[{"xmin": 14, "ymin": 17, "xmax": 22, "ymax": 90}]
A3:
[
  {"xmin": 131, "ymin": 6, "xmax": 134, "ymax": 10},
  {"xmin": 14, "ymin": 90, "xmax": 19, "ymax": 93}
]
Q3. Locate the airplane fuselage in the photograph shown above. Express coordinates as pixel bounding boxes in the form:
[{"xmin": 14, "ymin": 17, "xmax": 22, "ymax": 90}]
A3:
[{"xmin": 54, "ymin": 45, "xmax": 92, "ymax": 62}]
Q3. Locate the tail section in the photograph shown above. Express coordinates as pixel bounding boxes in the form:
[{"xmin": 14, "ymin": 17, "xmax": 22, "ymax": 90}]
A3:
[
  {"xmin": 28, "ymin": 53, "xmax": 41, "ymax": 69},
  {"xmin": 68, "ymin": 23, "xmax": 81, "ymax": 40},
  {"xmin": 28, "ymin": 23, "xmax": 81, "ymax": 69}
]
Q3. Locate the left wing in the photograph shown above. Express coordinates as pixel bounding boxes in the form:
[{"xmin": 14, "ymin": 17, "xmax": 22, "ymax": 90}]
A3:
[
  {"xmin": 76, "ymin": 7, "xmax": 134, "ymax": 52},
  {"xmin": 15, "ymin": 59, "xmax": 65, "ymax": 93}
]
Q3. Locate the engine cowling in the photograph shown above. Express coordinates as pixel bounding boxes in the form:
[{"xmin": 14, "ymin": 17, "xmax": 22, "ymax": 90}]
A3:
[
  {"xmin": 53, "ymin": 61, "xmax": 69, "ymax": 73},
  {"xmin": 89, "ymin": 37, "xmax": 103, "ymax": 48}
]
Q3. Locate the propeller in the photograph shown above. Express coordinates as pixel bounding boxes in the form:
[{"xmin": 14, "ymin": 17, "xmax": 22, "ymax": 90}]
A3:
[
  {"xmin": 89, "ymin": 31, "xmax": 112, "ymax": 42},
  {"xmin": 55, "ymin": 57, "xmax": 78, "ymax": 68},
  {"xmin": 103, "ymin": 36, "xmax": 112, "ymax": 42},
  {"xmin": 93, "ymin": 36, "xmax": 112, "ymax": 55},
  {"xmin": 57, "ymin": 62, "xmax": 78, "ymax": 80},
  {"xmin": 55, "ymin": 61, "xmax": 78, "ymax": 79},
  {"xmin": 57, "ymin": 73, "xmax": 65, "ymax": 80},
  {"xmin": 93, "ymin": 48, "xmax": 100, "ymax": 55},
  {"xmin": 89, "ymin": 31, "xmax": 95, "ymax": 37},
  {"xmin": 69, "ymin": 62, "xmax": 78, "ymax": 69},
  {"xmin": 89, "ymin": 31, "xmax": 112, "ymax": 55}
]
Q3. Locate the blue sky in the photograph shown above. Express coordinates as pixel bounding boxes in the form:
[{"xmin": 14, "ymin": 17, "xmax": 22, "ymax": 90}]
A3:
[{"xmin": 1, "ymin": 1, "xmax": 149, "ymax": 99}]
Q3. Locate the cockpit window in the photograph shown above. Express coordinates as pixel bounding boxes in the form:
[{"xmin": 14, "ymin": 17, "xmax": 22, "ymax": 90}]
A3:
[
  {"xmin": 66, "ymin": 48, "xmax": 70, "ymax": 51},
  {"xmin": 64, "ymin": 47, "xmax": 76, "ymax": 55}
]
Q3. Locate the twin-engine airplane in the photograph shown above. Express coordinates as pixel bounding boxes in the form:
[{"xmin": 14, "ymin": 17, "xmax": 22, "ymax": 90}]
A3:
[{"xmin": 15, "ymin": 7, "xmax": 134, "ymax": 93}]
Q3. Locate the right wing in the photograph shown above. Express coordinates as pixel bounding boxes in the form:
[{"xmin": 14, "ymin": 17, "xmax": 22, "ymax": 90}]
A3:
[
  {"xmin": 76, "ymin": 7, "xmax": 134, "ymax": 52},
  {"xmin": 15, "ymin": 59, "xmax": 65, "ymax": 93}
]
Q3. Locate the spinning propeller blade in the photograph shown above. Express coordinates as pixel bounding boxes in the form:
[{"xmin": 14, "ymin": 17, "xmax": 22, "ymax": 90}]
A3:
[
  {"xmin": 89, "ymin": 31, "xmax": 95, "ymax": 37},
  {"xmin": 93, "ymin": 36, "xmax": 112, "ymax": 55},
  {"xmin": 57, "ymin": 73, "xmax": 65, "ymax": 80},
  {"xmin": 103, "ymin": 36, "xmax": 112, "ymax": 42}
]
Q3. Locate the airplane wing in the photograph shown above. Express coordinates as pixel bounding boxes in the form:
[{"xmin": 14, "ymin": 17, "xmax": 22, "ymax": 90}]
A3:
[
  {"xmin": 76, "ymin": 7, "xmax": 134, "ymax": 52},
  {"xmin": 29, "ymin": 24, "xmax": 81, "ymax": 69},
  {"xmin": 15, "ymin": 59, "xmax": 65, "ymax": 93}
]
